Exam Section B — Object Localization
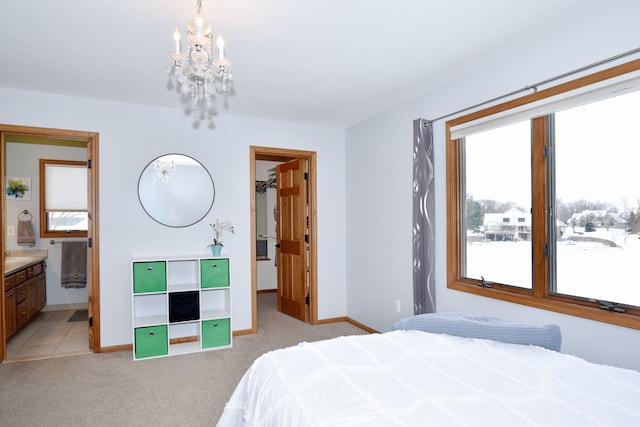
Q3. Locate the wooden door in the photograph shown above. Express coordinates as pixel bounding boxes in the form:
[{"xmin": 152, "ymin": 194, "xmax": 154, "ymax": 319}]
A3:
[{"xmin": 276, "ymin": 158, "xmax": 308, "ymax": 322}]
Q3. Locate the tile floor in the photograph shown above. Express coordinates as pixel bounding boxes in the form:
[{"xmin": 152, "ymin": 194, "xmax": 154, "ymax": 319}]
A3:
[{"xmin": 5, "ymin": 309, "xmax": 91, "ymax": 362}]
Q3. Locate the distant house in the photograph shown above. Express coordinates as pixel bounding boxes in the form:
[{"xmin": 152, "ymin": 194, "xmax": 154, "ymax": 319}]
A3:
[
  {"xmin": 483, "ymin": 208, "xmax": 531, "ymax": 241},
  {"xmin": 567, "ymin": 210, "xmax": 628, "ymax": 230}
]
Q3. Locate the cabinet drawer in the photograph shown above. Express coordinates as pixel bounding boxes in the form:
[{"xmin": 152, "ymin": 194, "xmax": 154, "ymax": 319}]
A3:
[
  {"xmin": 200, "ymin": 259, "xmax": 229, "ymax": 288},
  {"xmin": 5, "ymin": 274, "xmax": 16, "ymax": 291},
  {"xmin": 133, "ymin": 262, "xmax": 167, "ymax": 293},
  {"xmin": 31, "ymin": 262, "xmax": 43, "ymax": 276},
  {"xmin": 16, "ymin": 270, "xmax": 27, "ymax": 285},
  {"xmin": 15, "ymin": 283, "xmax": 28, "ymax": 303},
  {"xmin": 134, "ymin": 325, "xmax": 168, "ymax": 359},
  {"xmin": 202, "ymin": 318, "xmax": 230, "ymax": 348}
]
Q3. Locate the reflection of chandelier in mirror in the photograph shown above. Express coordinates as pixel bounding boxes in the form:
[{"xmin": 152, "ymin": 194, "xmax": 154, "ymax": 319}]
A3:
[
  {"xmin": 154, "ymin": 157, "xmax": 176, "ymax": 182},
  {"xmin": 166, "ymin": 0, "xmax": 232, "ymax": 112}
]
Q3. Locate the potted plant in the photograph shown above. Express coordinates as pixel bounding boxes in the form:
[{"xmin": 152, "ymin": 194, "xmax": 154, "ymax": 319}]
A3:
[{"xmin": 207, "ymin": 219, "xmax": 234, "ymax": 256}]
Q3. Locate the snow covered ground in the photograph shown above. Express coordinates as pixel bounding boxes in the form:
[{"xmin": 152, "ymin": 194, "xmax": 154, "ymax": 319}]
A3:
[{"xmin": 466, "ymin": 228, "xmax": 640, "ymax": 307}]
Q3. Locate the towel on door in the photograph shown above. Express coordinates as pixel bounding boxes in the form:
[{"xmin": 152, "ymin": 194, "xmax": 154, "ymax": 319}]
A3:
[
  {"xmin": 61, "ymin": 241, "xmax": 87, "ymax": 288},
  {"xmin": 17, "ymin": 219, "xmax": 36, "ymax": 246}
]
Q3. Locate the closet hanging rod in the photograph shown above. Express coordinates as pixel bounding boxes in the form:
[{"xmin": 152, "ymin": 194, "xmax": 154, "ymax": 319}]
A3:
[{"xmin": 424, "ymin": 46, "xmax": 640, "ymax": 125}]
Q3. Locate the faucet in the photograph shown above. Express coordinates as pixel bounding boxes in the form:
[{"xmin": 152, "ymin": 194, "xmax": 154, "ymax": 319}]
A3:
[{"xmin": 4, "ymin": 251, "xmax": 10, "ymax": 258}]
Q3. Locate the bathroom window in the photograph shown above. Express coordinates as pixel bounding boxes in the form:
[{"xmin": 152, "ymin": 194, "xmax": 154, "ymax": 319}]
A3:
[{"xmin": 39, "ymin": 159, "xmax": 88, "ymax": 238}]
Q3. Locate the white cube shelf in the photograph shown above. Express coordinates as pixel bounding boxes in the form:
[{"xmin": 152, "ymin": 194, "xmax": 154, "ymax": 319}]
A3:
[{"xmin": 131, "ymin": 256, "xmax": 232, "ymax": 360}]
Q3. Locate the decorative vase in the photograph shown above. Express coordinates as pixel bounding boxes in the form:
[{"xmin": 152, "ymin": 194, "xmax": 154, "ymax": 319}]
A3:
[{"xmin": 211, "ymin": 245, "xmax": 222, "ymax": 256}]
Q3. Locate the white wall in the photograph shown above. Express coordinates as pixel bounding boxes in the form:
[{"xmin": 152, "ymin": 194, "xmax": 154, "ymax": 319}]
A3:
[
  {"xmin": 0, "ymin": 89, "xmax": 347, "ymax": 347},
  {"xmin": 346, "ymin": 2, "xmax": 640, "ymax": 370},
  {"xmin": 345, "ymin": 107, "xmax": 414, "ymax": 330},
  {"xmin": 5, "ymin": 142, "xmax": 88, "ymax": 306}
]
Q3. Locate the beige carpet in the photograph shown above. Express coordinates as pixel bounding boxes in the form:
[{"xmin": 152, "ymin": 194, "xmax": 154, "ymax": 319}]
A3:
[{"xmin": 0, "ymin": 293, "xmax": 368, "ymax": 426}]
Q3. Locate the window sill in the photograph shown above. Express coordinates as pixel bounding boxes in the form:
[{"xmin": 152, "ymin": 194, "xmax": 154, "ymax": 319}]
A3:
[{"xmin": 448, "ymin": 280, "xmax": 640, "ymax": 331}]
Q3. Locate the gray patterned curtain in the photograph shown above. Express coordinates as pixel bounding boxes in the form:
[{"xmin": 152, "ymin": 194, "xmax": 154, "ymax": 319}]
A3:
[{"xmin": 413, "ymin": 118, "xmax": 435, "ymax": 314}]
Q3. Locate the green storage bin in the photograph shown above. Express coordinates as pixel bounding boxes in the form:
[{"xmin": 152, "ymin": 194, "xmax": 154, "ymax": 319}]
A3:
[
  {"xmin": 202, "ymin": 318, "xmax": 230, "ymax": 348},
  {"xmin": 134, "ymin": 325, "xmax": 168, "ymax": 359},
  {"xmin": 200, "ymin": 259, "xmax": 229, "ymax": 288},
  {"xmin": 133, "ymin": 261, "xmax": 167, "ymax": 293}
]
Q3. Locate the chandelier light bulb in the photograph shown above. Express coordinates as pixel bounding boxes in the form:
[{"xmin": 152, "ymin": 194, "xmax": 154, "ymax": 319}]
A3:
[
  {"xmin": 216, "ymin": 35, "xmax": 225, "ymax": 60},
  {"xmin": 195, "ymin": 15, "xmax": 204, "ymax": 36},
  {"xmin": 173, "ymin": 29, "xmax": 181, "ymax": 53}
]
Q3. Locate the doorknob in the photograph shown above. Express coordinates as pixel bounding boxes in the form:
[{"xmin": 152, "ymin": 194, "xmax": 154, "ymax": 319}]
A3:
[{"xmin": 275, "ymin": 243, "xmax": 280, "ymax": 248}]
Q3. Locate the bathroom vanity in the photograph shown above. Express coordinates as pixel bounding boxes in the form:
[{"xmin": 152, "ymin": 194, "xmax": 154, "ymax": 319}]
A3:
[{"xmin": 4, "ymin": 252, "xmax": 47, "ymax": 339}]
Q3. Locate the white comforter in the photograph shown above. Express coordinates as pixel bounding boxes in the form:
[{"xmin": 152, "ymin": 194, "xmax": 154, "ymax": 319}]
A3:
[{"xmin": 218, "ymin": 330, "xmax": 640, "ymax": 426}]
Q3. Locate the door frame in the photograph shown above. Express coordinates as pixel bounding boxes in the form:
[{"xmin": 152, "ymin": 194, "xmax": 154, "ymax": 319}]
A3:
[
  {"xmin": 0, "ymin": 124, "xmax": 100, "ymax": 362},
  {"xmin": 249, "ymin": 146, "xmax": 317, "ymax": 333}
]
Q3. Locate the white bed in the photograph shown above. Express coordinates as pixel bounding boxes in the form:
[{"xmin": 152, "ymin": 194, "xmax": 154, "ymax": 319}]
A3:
[{"xmin": 217, "ymin": 330, "xmax": 640, "ymax": 426}]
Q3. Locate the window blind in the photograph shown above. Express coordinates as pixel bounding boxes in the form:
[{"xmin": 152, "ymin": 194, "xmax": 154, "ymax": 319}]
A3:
[
  {"xmin": 44, "ymin": 163, "xmax": 87, "ymax": 211},
  {"xmin": 450, "ymin": 72, "xmax": 640, "ymax": 140}
]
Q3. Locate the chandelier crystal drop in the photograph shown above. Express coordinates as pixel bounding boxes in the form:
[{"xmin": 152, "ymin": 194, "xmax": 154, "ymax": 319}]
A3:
[{"xmin": 166, "ymin": 0, "xmax": 232, "ymax": 112}]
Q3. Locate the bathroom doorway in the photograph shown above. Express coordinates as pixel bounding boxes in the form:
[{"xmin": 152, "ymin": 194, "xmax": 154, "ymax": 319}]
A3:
[{"xmin": 0, "ymin": 124, "xmax": 100, "ymax": 363}]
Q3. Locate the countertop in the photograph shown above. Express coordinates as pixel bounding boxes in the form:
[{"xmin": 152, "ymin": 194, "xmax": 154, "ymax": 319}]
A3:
[{"xmin": 4, "ymin": 250, "xmax": 48, "ymax": 276}]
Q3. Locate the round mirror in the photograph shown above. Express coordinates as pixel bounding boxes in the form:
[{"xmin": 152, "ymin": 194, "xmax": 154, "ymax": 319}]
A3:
[{"xmin": 138, "ymin": 154, "xmax": 215, "ymax": 227}]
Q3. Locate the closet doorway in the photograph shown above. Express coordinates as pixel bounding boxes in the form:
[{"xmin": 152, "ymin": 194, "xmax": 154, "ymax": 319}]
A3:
[
  {"xmin": 249, "ymin": 146, "xmax": 318, "ymax": 334},
  {"xmin": 0, "ymin": 125, "xmax": 100, "ymax": 363}
]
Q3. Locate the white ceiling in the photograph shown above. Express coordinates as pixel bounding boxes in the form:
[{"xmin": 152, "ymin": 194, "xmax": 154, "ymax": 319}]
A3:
[{"xmin": 1, "ymin": 0, "xmax": 598, "ymax": 127}]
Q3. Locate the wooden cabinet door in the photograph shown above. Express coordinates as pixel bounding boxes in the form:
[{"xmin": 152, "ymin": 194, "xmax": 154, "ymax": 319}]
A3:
[
  {"xmin": 27, "ymin": 278, "xmax": 39, "ymax": 318},
  {"xmin": 16, "ymin": 292, "xmax": 28, "ymax": 330},
  {"xmin": 4, "ymin": 289, "xmax": 17, "ymax": 339},
  {"xmin": 37, "ymin": 272, "xmax": 47, "ymax": 311}
]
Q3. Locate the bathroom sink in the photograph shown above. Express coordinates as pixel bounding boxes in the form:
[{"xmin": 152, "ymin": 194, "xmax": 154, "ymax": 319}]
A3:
[{"xmin": 4, "ymin": 256, "xmax": 44, "ymax": 273}]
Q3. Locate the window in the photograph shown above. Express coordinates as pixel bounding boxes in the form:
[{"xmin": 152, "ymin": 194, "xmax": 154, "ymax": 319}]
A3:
[
  {"xmin": 447, "ymin": 60, "xmax": 640, "ymax": 329},
  {"xmin": 40, "ymin": 159, "xmax": 88, "ymax": 238}
]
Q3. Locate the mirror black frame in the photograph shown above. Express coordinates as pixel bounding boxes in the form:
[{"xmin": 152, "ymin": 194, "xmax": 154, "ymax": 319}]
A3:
[{"xmin": 137, "ymin": 153, "xmax": 215, "ymax": 227}]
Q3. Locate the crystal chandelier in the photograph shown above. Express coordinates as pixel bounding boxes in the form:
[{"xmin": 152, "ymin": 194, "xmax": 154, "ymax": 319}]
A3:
[
  {"xmin": 154, "ymin": 156, "xmax": 176, "ymax": 182},
  {"xmin": 166, "ymin": 0, "xmax": 232, "ymax": 112}
]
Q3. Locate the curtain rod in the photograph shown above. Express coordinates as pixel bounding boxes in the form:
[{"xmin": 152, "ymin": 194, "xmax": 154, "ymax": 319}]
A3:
[{"xmin": 424, "ymin": 47, "xmax": 640, "ymax": 125}]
